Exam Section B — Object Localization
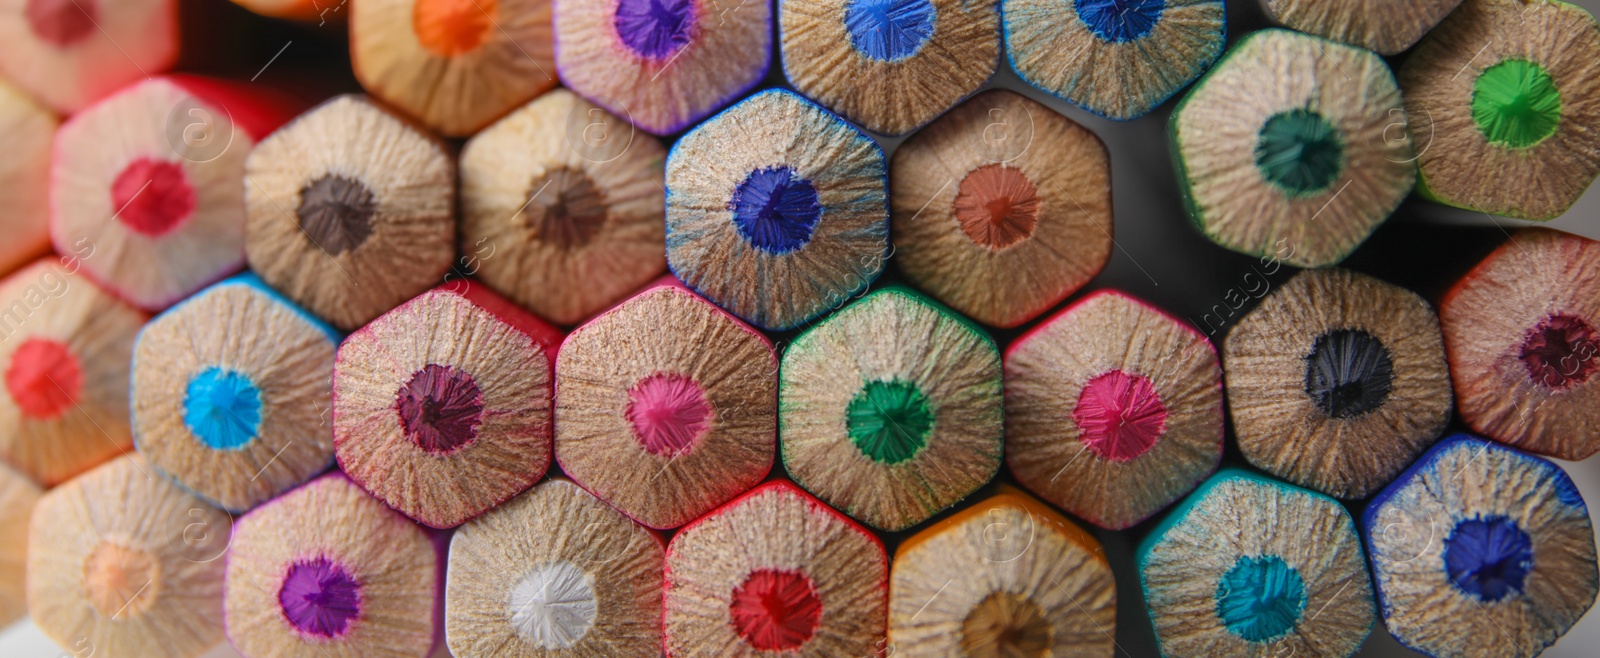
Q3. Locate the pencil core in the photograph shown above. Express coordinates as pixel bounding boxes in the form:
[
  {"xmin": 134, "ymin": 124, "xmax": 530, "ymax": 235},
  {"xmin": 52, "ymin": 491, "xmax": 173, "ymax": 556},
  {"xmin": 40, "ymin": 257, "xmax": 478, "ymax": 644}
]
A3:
[
  {"xmin": 1254, "ymin": 109, "xmax": 1344, "ymax": 197},
  {"xmin": 507, "ymin": 560, "xmax": 598, "ymax": 648},
  {"xmin": 83, "ymin": 542, "xmax": 160, "ymax": 618},
  {"xmin": 730, "ymin": 166, "xmax": 821, "ymax": 254},
  {"xmin": 24, "ymin": 0, "xmax": 96, "ymax": 46},
  {"xmin": 1472, "ymin": 59, "xmax": 1562, "ymax": 149},
  {"xmin": 413, "ymin": 0, "xmax": 496, "ymax": 57},
  {"xmin": 184, "ymin": 367, "xmax": 263, "ymax": 451},
  {"xmin": 960, "ymin": 591, "xmax": 1053, "ymax": 658},
  {"xmin": 844, "ymin": 0, "xmax": 936, "ymax": 62},
  {"xmin": 1519, "ymin": 313, "xmax": 1598, "ymax": 389},
  {"xmin": 278, "ymin": 558, "xmax": 362, "ymax": 638},
  {"xmin": 614, "ymin": 0, "xmax": 696, "ymax": 60},
  {"xmin": 297, "ymin": 174, "xmax": 376, "ymax": 256},
  {"xmin": 1215, "ymin": 554, "xmax": 1305, "ymax": 643},
  {"xmin": 1073, "ymin": 370, "xmax": 1166, "ymax": 462},
  {"xmin": 625, "ymin": 373, "xmax": 711, "ymax": 456},
  {"xmin": 395, "ymin": 363, "xmax": 484, "ymax": 455},
  {"xmin": 729, "ymin": 569, "xmax": 822, "ymax": 651},
  {"xmin": 1304, "ymin": 328, "xmax": 1393, "ymax": 419},
  {"xmin": 954, "ymin": 164, "xmax": 1040, "ymax": 250},
  {"xmin": 1443, "ymin": 516, "xmax": 1533, "ymax": 602},
  {"xmin": 5, "ymin": 338, "xmax": 81, "ymax": 419},
  {"xmin": 846, "ymin": 379, "xmax": 935, "ymax": 464},
  {"xmin": 1074, "ymin": 0, "xmax": 1164, "ymax": 43},
  {"xmin": 112, "ymin": 158, "xmax": 196, "ymax": 237},
  {"xmin": 526, "ymin": 167, "xmax": 606, "ymax": 250}
]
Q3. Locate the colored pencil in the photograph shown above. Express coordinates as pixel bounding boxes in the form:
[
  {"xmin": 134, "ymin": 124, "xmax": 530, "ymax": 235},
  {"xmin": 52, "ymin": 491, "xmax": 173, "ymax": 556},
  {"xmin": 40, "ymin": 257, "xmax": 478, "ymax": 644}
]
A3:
[
  {"xmin": 664, "ymin": 480, "xmax": 888, "ymax": 657},
  {"xmin": 245, "ymin": 94, "xmax": 457, "ymax": 331},
  {"xmin": 0, "ymin": 79, "xmax": 54, "ymax": 277},
  {"xmin": 1400, "ymin": 0, "xmax": 1600, "ymax": 220},
  {"xmin": 554, "ymin": 280, "xmax": 775, "ymax": 529},
  {"xmin": 665, "ymin": 88, "xmax": 889, "ymax": 331},
  {"xmin": 460, "ymin": 89, "xmax": 667, "ymax": 325},
  {"xmin": 553, "ymin": 0, "xmax": 771, "ymax": 135},
  {"xmin": 778, "ymin": 0, "xmax": 1000, "ymax": 136},
  {"xmin": 1170, "ymin": 28, "xmax": 1416, "ymax": 268},
  {"xmin": 1006, "ymin": 290, "xmax": 1223, "ymax": 530},
  {"xmin": 890, "ymin": 89, "xmax": 1112, "ymax": 328},
  {"xmin": 0, "ymin": 258, "xmax": 145, "ymax": 486},
  {"xmin": 50, "ymin": 75, "xmax": 298, "ymax": 311},
  {"xmin": 27, "ymin": 455, "xmax": 232, "ymax": 658},
  {"xmin": 890, "ymin": 487, "xmax": 1117, "ymax": 656},
  {"xmin": 1004, "ymin": 0, "xmax": 1225, "ymax": 120},
  {"xmin": 446, "ymin": 478, "xmax": 665, "ymax": 656},
  {"xmin": 131, "ymin": 274, "xmax": 339, "ymax": 512},
  {"xmin": 0, "ymin": 461, "xmax": 39, "ymax": 626},
  {"xmin": 0, "ymin": 0, "xmax": 177, "ymax": 113},
  {"xmin": 350, "ymin": 0, "xmax": 558, "ymax": 137},
  {"xmin": 1262, "ymin": 0, "xmax": 1462, "ymax": 55},
  {"xmin": 1439, "ymin": 227, "xmax": 1600, "ymax": 460},
  {"xmin": 1223, "ymin": 268, "xmax": 1453, "ymax": 499},
  {"xmin": 1139, "ymin": 469, "xmax": 1377, "ymax": 657},
  {"xmin": 779, "ymin": 287, "xmax": 1002, "ymax": 531},
  {"xmin": 225, "ymin": 472, "xmax": 441, "ymax": 658},
  {"xmin": 1364, "ymin": 434, "xmax": 1598, "ymax": 657},
  {"xmin": 229, "ymin": 0, "xmax": 332, "ymax": 22},
  {"xmin": 333, "ymin": 281, "xmax": 561, "ymax": 528}
]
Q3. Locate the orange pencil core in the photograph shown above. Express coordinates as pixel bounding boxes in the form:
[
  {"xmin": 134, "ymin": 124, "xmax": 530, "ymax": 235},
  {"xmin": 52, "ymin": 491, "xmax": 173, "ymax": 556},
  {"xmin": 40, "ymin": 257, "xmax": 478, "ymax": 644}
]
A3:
[{"xmin": 413, "ymin": 0, "xmax": 497, "ymax": 57}]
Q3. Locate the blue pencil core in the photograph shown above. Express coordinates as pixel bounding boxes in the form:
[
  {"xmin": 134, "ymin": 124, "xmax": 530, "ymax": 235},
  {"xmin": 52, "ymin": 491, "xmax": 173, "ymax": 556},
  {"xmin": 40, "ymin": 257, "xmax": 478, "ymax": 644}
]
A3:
[
  {"xmin": 1216, "ymin": 555, "xmax": 1306, "ymax": 643},
  {"xmin": 1444, "ymin": 516, "xmax": 1534, "ymax": 602},
  {"xmin": 1075, "ymin": 0, "xmax": 1164, "ymax": 43},
  {"xmin": 183, "ymin": 367, "xmax": 262, "ymax": 451},
  {"xmin": 730, "ymin": 166, "xmax": 822, "ymax": 254},
  {"xmin": 614, "ymin": 0, "xmax": 696, "ymax": 60},
  {"xmin": 844, "ymin": 0, "xmax": 936, "ymax": 62}
]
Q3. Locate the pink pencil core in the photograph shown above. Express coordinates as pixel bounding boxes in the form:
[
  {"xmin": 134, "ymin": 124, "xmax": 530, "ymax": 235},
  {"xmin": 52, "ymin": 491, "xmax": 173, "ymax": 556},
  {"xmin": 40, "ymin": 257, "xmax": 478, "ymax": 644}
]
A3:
[
  {"xmin": 395, "ymin": 363, "xmax": 485, "ymax": 455},
  {"xmin": 278, "ymin": 557, "xmax": 362, "ymax": 638},
  {"xmin": 729, "ymin": 569, "xmax": 822, "ymax": 651},
  {"xmin": 625, "ymin": 372, "xmax": 711, "ymax": 456},
  {"xmin": 1073, "ymin": 370, "xmax": 1167, "ymax": 462},
  {"xmin": 25, "ymin": 0, "xmax": 96, "ymax": 47},
  {"xmin": 1520, "ymin": 313, "xmax": 1599, "ymax": 389},
  {"xmin": 111, "ymin": 158, "xmax": 196, "ymax": 237},
  {"xmin": 6, "ymin": 338, "xmax": 82, "ymax": 419}
]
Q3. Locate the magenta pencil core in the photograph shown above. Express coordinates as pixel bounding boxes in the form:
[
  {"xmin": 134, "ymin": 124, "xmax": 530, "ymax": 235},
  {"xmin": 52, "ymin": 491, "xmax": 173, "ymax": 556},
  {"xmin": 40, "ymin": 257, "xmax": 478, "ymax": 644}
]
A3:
[
  {"xmin": 395, "ymin": 363, "xmax": 485, "ymax": 455},
  {"xmin": 24, "ymin": 0, "xmax": 96, "ymax": 46},
  {"xmin": 625, "ymin": 372, "xmax": 711, "ymax": 456},
  {"xmin": 111, "ymin": 158, "xmax": 195, "ymax": 237},
  {"xmin": 277, "ymin": 558, "xmax": 362, "ymax": 638},
  {"xmin": 954, "ymin": 164, "xmax": 1040, "ymax": 249},
  {"xmin": 728, "ymin": 569, "xmax": 823, "ymax": 651},
  {"xmin": 1520, "ymin": 314, "xmax": 1598, "ymax": 389},
  {"xmin": 1073, "ymin": 370, "xmax": 1167, "ymax": 462},
  {"xmin": 5, "ymin": 338, "xmax": 81, "ymax": 420}
]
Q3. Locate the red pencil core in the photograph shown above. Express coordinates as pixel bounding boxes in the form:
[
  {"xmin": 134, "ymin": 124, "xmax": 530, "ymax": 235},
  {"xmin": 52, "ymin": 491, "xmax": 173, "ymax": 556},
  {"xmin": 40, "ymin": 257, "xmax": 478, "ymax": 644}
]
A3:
[
  {"xmin": 954, "ymin": 164, "xmax": 1040, "ymax": 249},
  {"xmin": 729, "ymin": 569, "xmax": 822, "ymax": 651},
  {"xmin": 395, "ymin": 363, "xmax": 485, "ymax": 455},
  {"xmin": 414, "ymin": 0, "xmax": 496, "ymax": 57},
  {"xmin": 1073, "ymin": 370, "xmax": 1167, "ymax": 462},
  {"xmin": 111, "ymin": 158, "xmax": 196, "ymax": 237},
  {"xmin": 6, "ymin": 338, "xmax": 82, "ymax": 419},
  {"xmin": 1520, "ymin": 313, "xmax": 1599, "ymax": 389},
  {"xmin": 625, "ymin": 372, "xmax": 711, "ymax": 456},
  {"xmin": 25, "ymin": 0, "xmax": 96, "ymax": 47}
]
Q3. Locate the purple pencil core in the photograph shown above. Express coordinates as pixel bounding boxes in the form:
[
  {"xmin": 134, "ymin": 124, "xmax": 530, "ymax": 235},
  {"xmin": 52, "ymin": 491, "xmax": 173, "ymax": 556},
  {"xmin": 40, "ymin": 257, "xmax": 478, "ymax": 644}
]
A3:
[
  {"xmin": 278, "ymin": 558, "xmax": 362, "ymax": 638},
  {"xmin": 614, "ymin": 0, "xmax": 696, "ymax": 60},
  {"xmin": 395, "ymin": 363, "xmax": 485, "ymax": 455}
]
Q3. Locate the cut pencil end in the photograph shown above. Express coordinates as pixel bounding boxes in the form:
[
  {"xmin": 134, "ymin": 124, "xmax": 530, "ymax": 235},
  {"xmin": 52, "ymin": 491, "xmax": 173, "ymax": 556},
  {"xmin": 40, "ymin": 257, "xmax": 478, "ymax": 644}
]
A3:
[
  {"xmin": 0, "ymin": 0, "xmax": 177, "ymax": 113},
  {"xmin": 1264, "ymin": 0, "xmax": 1461, "ymax": 55},
  {"xmin": 0, "ymin": 80, "xmax": 55, "ymax": 277},
  {"xmin": 0, "ymin": 462, "xmax": 39, "ymax": 626}
]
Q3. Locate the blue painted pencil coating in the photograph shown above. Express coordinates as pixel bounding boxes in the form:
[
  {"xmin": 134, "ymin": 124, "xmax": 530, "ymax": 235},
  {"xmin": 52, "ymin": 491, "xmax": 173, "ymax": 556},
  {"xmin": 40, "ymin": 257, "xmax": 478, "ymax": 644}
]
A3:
[
  {"xmin": 1003, "ymin": 0, "xmax": 1225, "ymax": 120},
  {"xmin": 665, "ymin": 89, "xmax": 889, "ymax": 331},
  {"xmin": 1364, "ymin": 434, "xmax": 1598, "ymax": 658}
]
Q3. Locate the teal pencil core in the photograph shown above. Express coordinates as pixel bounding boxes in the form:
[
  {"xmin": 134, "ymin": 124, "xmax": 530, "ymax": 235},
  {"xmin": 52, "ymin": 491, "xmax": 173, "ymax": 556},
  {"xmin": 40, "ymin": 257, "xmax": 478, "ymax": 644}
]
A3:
[
  {"xmin": 1254, "ymin": 109, "xmax": 1344, "ymax": 197},
  {"xmin": 846, "ymin": 379, "xmax": 934, "ymax": 464},
  {"xmin": 1215, "ymin": 554, "xmax": 1306, "ymax": 643},
  {"xmin": 183, "ymin": 366, "xmax": 263, "ymax": 451},
  {"xmin": 1472, "ymin": 59, "xmax": 1562, "ymax": 149}
]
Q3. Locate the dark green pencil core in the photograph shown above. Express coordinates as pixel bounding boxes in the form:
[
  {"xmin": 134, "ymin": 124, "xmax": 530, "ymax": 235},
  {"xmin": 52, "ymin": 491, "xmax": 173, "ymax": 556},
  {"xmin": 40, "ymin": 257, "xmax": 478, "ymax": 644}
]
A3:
[
  {"xmin": 1255, "ymin": 109, "xmax": 1344, "ymax": 197},
  {"xmin": 846, "ymin": 379, "xmax": 934, "ymax": 464},
  {"xmin": 1472, "ymin": 59, "xmax": 1562, "ymax": 149}
]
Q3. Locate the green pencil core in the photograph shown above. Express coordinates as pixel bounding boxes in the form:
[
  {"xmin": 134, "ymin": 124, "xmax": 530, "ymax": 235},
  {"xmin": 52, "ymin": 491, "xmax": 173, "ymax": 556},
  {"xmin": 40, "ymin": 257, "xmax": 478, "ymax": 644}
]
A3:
[
  {"xmin": 1215, "ymin": 554, "xmax": 1306, "ymax": 643},
  {"xmin": 1472, "ymin": 59, "xmax": 1562, "ymax": 149},
  {"xmin": 846, "ymin": 379, "xmax": 934, "ymax": 464},
  {"xmin": 1254, "ymin": 109, "xmax": 1344, "ymax": 197}
]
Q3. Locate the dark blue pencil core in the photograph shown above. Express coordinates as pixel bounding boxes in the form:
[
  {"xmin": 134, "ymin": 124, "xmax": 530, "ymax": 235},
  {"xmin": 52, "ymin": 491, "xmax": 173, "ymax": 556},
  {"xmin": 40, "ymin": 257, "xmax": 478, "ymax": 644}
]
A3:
[
  {"xmin": 1075, "ymin": 0, "xmax": 1164, "ymax": 43},
  {"xmin": 614, "ymin": 0, "xmax": 696, "ymax": 60},
  {"xmin": 1304, "ymin": 328, "xmax": 1394, "ymax": 419},
  {"xmin": 1216, "ymin": 555, "xmax": 1306, "ymax": 643},
  {"xmin": 184, "ymin": 367, "xmax": 263, "ymax": 451},
  {"xmin": 730, "ymin": 166, "xmax": 822, "ymax": 254},
  {"xmin": 844, "ymin": 0, "xmax": 936, "ymax": 62},
  {"xmin": 1255, "ymin": 109, "xmax": 1345, "ymax": 197},
  {"xmin": 1444, "ymin": 516, "xmax": 1534, "ymax": 602}
]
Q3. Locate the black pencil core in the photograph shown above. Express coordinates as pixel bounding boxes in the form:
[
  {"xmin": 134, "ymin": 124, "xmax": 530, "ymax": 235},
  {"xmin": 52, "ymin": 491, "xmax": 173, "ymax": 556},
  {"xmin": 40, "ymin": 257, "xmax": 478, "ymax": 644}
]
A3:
[
  {"xmin": 297, "ymin": 174, "xmax": 376, "ymax": 255},
  {"xmin": 1304, "ymin": 328, "xmax": 1393, "ymax": 419}
]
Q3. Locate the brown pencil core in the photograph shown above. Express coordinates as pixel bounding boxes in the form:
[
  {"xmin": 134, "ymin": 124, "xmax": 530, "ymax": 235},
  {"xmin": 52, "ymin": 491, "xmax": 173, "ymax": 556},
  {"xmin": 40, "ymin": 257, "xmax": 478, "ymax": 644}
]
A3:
[
  {"xmin": 525, "ymin": 167, "xmax": 607, "ymax": 250},
  {"xmin": 297, "ymin": 174, "xmax": 376, "ymax": 255},
  {"xmin": 414, "ymin": 0, "xmax": 496, "ymax": 57},
  {"xmin": 25, "ymin": 0, "xmax": 96, "ymax": 46},
  {"xmin": 395, "ymin": 363, "xmax": 485, "ymax": 455},
  {"xmin": 83, "ymin": 542, "xmax": 160, "ymax": 618},
  {"xmin": 960, "ymin": 591, "xmax": 1053, "ymax": 658},
  {"xmin": 1520, "ymin": 313, "xmax": 1599, "ymax": 389},
  {"xmin": 954, "ymin": 164, "xmax": 1040, "ymax": 249}
]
